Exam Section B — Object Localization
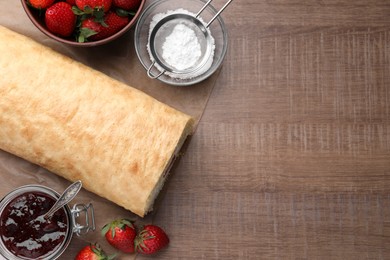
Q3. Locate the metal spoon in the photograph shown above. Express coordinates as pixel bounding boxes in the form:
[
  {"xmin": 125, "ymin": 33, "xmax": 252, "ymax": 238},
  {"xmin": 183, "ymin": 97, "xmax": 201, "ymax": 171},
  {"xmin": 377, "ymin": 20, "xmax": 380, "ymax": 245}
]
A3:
[{"xmin": 43, "ymin": 180, "xmax": 82, "ymax": 220}]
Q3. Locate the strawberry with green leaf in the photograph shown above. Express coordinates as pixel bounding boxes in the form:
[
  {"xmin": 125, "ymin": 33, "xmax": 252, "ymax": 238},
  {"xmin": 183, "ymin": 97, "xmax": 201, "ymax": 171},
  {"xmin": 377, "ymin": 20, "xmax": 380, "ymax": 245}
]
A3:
[
  {"xmin": 75, "ymin": 0, "xmax": 112, "ymax": 13},
  {"xmin": 101, "ymin": 219, "xmax": 137, "ymax": 253},
  {"xmin": 73, "ymin": 0, "xmax": 112, "ymax": 26},
  {"xmin": 135, "ymin": 225, "xmax": 170, "ymax": 255},
  {"xmin": 77, "ymin": 10, "xmax": 129, "ymax": 42},
  {"xmin": 75, "ymin": 243, "xmax": 113, "ymax": 260}
]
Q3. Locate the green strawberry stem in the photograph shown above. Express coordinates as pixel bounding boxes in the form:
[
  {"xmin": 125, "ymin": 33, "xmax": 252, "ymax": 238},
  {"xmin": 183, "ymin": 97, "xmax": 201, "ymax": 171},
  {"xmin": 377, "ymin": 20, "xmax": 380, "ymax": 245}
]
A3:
[
  {"xmin": 72, "ymin": 5, "xmax": 107, "ymax": 26},
  {"xmin": 134, "ymin": 229, "xmax": 156, "ymax": 253},
  {"xmin": 115, "ymin": 8, "xmax": 135, "ymax": 17},
  {"xmin": 77, "ymin": 27, "xmax": 97, "ymax": 43},
  {"xmin": 72, "ymin": 6, "xmax": 86, "ymax": 15},
  {"xmin": 90, "ymin": 243, "xmax": 116, "ymax": 260},
  {"xmin": 101, "ymin": 219, "xmax": 135, "ymax": 238}
]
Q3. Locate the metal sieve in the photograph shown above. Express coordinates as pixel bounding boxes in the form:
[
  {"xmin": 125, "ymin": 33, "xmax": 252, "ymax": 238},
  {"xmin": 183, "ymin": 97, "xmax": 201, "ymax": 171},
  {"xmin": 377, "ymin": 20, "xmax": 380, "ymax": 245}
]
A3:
[{"xmin": 147, "ymin": 0, "xmax": 233, "ymax": 79}]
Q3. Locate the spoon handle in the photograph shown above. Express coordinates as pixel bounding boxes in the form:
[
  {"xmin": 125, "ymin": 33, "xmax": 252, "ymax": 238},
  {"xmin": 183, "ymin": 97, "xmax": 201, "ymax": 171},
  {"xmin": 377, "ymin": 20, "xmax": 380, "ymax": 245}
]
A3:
[{"xmin": 44, "ymin": 180, "xmax": 82, "ymax": 220}]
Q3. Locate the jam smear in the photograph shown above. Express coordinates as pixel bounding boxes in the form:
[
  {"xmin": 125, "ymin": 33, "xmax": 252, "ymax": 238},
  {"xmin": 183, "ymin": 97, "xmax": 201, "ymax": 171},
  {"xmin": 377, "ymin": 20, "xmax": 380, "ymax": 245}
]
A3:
[{"xmin": 0, "ymin": 191, "xmax": 68, "ymax": 259}]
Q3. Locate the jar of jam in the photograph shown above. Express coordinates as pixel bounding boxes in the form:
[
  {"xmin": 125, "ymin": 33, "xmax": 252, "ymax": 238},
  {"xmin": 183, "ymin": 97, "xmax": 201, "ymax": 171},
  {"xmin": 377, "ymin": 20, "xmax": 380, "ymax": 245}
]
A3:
[{"xmin": 0, "ymin": 184, "xmax": 95, "ymax": 260}]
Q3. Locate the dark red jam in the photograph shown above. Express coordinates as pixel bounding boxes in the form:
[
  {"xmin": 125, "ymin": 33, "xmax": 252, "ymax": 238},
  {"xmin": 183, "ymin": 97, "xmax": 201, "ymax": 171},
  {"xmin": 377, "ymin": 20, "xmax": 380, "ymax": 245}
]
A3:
[{"xmin": 0, "ymin": 191, "xmax": 68, "ymax": 259}]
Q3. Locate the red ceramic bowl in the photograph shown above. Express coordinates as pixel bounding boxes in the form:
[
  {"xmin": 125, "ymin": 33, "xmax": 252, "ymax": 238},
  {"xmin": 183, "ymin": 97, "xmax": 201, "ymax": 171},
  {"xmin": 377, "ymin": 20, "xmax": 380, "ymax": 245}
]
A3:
[{"xmin": 21, "ymin": 0, "xmax": 146, "ymax": 47}]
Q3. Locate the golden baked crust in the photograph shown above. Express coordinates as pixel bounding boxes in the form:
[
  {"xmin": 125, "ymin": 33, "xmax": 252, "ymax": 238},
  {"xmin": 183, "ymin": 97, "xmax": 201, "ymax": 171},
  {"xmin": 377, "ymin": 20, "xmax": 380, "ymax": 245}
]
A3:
[{"xmin": 0, "ymin": 26, "xmax": 194, "ymax": 217}]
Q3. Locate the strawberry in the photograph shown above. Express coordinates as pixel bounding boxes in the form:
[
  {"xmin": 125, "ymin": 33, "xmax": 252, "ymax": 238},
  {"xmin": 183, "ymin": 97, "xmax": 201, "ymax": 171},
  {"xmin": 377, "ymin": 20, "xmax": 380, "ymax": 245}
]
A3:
[
  {"xmin": 75, "ymin": 0, "xmax": 112, "ymax": 13},
  {"xmin": 28, "ymin": 0, "xmax": 56, "ymax": 9},
  {"xmin": 45, "ymin": 2, "xmax": 76, "ymax": 37},
  {"xmin": 75, "ymin": 244, "xmax": 112, "ymax": 260},
  {"xmin": 135, "ymin": 225, "xmax": 169, "ymax": 255},
  {"xmin": 66, "ymin": 0, "xmax": 77, "ymax": 5},
  {"xmin": 101, "ymin": 219, "xmax": 136, "ymax": 253},
  {"xmin": 112, "ymin": 0, "xmax": 141, "ymax": 11},
  {"xmin": 78, "ymin": 17, "xmax": 100, "ymax": 41},
  {"xmin": 78, "ymin": 11, "xmax": 129, "ymax": 42}
]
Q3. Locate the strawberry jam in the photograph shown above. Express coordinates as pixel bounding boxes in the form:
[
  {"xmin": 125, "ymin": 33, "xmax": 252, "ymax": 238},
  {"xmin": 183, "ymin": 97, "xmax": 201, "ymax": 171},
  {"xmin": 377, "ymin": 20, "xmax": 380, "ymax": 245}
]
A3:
[{"xmin": 0, "ymin": 191, "xmax": 68, "ymax": 259}]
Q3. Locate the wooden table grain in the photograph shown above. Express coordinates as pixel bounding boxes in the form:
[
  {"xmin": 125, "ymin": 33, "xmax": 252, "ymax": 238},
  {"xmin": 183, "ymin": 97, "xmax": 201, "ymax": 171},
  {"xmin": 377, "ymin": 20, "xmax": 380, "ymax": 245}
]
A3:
[
  {"xmin": 136, "ymin": 1, "xmax": 390, "ymax": 259},
  {"xmin": 2, "ymin": 0, "xmax": 390, "ymax": 259}
]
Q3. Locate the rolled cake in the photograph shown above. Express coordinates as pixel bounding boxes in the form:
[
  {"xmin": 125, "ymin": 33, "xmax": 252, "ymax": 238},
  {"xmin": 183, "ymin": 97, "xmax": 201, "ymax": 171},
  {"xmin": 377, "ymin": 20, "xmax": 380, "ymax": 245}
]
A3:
[{"xmin": 0, "ymin": 26, "xmax": 194, "ymax": 217}]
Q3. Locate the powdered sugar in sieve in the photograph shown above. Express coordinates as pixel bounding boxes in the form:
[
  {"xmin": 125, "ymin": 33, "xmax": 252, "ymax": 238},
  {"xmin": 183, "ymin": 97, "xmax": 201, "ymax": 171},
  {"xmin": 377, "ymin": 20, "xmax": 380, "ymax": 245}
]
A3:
[
  {"xmin": 147, "ymin": 9, "xmax": 215, "ymax": 80},
  {"xmin": 146, "ymin": 0, "xmax": 233, "ymax": 80}
]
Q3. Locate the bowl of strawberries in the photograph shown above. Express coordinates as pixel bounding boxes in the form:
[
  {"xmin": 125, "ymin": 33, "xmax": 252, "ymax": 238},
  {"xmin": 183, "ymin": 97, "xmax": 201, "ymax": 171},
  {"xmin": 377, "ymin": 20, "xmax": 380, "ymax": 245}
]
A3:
[{"xmin": 21, "ymin": 0, "xmax": 145, "ymax": 46}]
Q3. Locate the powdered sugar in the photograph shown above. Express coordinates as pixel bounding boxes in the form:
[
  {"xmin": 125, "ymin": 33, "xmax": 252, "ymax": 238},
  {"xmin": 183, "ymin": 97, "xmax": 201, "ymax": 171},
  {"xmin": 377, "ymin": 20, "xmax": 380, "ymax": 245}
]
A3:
[
  {"xmin": 147, "ymin": 8, "xmax": 215, "ymax": 80},
  {"xmin": 161, "ymin": 23, "xmax": 202, "ymax": 71}
]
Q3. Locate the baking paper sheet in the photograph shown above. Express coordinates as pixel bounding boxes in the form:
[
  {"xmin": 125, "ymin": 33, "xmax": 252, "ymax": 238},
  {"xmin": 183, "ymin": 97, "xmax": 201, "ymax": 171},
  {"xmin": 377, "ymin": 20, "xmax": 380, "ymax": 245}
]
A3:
[{"xmin": 0, "ymin": 1, "xmax": 220, "ymax": 258}]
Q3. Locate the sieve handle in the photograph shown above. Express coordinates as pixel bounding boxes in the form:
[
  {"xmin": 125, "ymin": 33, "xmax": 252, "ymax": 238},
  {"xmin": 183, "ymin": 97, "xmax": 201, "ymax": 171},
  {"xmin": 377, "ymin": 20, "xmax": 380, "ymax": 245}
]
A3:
[
  {"xmin": 196, "ymin": 0, "xmax": 234, "ymax": 28},
  {"xmin": 195, "ymin": 0, "xmax": 213, "ymax": 18},
  {"xmin": 147, "ymin": 61, "xmax": 165, "ymax": 79}
]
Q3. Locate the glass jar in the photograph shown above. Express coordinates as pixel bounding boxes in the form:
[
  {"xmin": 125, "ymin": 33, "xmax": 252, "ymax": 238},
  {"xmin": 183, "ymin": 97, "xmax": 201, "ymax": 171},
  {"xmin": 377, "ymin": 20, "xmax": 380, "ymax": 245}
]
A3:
[{"xmin": 0, "ymin": 184, "xmax": 95, "ymax": 260}]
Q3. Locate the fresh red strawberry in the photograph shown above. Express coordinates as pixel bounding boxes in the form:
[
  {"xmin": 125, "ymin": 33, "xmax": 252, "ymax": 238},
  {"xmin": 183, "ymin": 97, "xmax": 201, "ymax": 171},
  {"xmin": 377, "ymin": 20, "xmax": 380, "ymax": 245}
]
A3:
[
  {"xmin": 135, "ymin": 225, "xmax": 169, "ymax": 255},
  {"xmin": 99, "ymin": 11, "xmax": 130, "ymax": 35},
  {"xmin": 29, "ymin": 0, "xmax": 56, "ymax": 9},
  {"xmin": 78, "ymin": 18, "xmax": 101, "ymax": 42},
  {"xmin": 101, "ymin": 219, "xmax": 136, "ymax": 253},
  {"xmin": 66, "ymin": 0, "xmax": 77, "ymax": 5},
  {"xmin": 75, "ymin": 244, "xmax": 111, "ymax": 260},
  {"xmin": 45, "ymin": 2, "xmax": 76, "ymax": 37},
  {"xmin": 75, "ymin": 0, "xmax": 112, "ymax": 12},
  {"xmin": 78, "ymin": 11, "xmax": 129, "ymax": 42},
  {"xmin": 112, "ymin": 0, "xmax": 141, "ymax": 11}
]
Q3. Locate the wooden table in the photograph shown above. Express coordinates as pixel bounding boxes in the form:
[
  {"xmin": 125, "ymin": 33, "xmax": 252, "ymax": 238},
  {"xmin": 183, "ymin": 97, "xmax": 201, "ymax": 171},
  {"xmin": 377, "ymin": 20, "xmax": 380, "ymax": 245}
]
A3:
[
  {"xmin": 1, "ymin": 0, "xmax": 390, "ymax": 259},
  {"xmin": 144, "ymin": 1, "xmax": 390, "ymax": 259}
]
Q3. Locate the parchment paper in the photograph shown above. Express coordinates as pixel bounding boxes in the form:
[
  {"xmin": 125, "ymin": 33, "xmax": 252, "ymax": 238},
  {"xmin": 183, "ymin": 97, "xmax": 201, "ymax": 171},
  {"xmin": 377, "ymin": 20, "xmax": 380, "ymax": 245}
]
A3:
[{"xmin": 0, "ymin": 1, "xmax": 219, "ymax": 259}]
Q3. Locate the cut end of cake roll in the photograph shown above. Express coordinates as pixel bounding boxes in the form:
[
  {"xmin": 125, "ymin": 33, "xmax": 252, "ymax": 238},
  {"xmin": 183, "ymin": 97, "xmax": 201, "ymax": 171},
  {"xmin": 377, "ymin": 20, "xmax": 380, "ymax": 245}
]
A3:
[{"xmin": 142, "ymin": 118, "xmax": 195, "ymax": 216}]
